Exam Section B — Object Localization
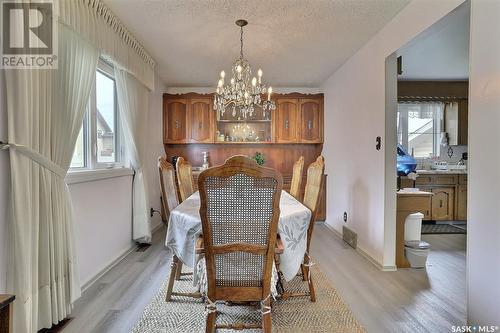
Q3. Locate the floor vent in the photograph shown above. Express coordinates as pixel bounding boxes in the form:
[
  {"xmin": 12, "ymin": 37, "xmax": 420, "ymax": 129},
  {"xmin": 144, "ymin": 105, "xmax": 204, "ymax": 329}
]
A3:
[
  {"xmin": 136, "ymin": 244, "xmax": 151, "ymax": 252},
  {"xmin": 343, "ymin": 226, "xmax": 357, "ymax": 249}
]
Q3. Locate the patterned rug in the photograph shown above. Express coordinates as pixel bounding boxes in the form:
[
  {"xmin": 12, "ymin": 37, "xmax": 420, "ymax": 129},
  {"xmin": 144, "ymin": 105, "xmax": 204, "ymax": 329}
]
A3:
[
  {"xmin": 131, "ymin": 264, "xmax": 365, "ymax": 333},
  {"xmin": 421, "ymin": 222, "xmax": 467, "ymax": 234}
]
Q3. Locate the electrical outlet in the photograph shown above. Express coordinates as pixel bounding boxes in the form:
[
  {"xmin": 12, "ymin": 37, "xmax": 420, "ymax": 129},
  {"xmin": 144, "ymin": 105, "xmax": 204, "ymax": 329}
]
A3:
[
  {"xmin": 343, "ymin": 226, "xmax": 357, "ymax": 249},
  {"xmin": 343, "ymin": 212, "xmax": 348, "ymax": 223}
]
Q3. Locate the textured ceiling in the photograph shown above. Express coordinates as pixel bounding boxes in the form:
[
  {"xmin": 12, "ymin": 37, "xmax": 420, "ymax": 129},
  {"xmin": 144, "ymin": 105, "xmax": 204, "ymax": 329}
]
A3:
[
  {"xmin": 103, "ymin": 0, "xmax": 410, "ymax": 87},
  {"xmin": 398, "ymin": 1, "xmax": 470, "ymax": 80}
]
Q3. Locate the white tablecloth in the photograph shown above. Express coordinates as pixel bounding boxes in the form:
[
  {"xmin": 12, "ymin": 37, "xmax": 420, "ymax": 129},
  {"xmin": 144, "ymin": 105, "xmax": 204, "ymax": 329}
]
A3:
[{"xmin": 165, "ymin": 190, "xmax": 311, "ymax": 282}]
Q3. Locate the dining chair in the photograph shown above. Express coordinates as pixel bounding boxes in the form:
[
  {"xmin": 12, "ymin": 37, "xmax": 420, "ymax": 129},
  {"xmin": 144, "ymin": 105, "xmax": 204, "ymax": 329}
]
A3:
[
  {"xmin": 279, "ymin": 155, "xmax": 324, "ymax": 302},
  {"xmin": 176, "ymin": 157, "xmax": 196, "ymax": 202},
  {"xmin": 160, "ymin": 156, "xmax": 204, "ymax": 301},
  {"xmin": 289, "ymin": 156, "xmax": 304, "ymax": 200},
  {"xmin": 158, "ymin": 156, "xmax": 179, "ymax": 224},
  {"xmin": 198, "ymin": 156, "xmax": 283, "ymax": 333}
]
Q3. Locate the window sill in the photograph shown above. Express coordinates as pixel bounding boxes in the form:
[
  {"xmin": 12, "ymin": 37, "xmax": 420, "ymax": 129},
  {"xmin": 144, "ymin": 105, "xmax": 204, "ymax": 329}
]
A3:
[{"xmin": 66, "ymin": 167, "xmax": 134, "ymax": 185}]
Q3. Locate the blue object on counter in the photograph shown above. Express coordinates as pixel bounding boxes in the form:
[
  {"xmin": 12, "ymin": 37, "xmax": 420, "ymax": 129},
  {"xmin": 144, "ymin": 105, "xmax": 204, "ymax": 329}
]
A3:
[{"xmin": 397, "ymin": 144, "xmax": 417, "ymax": 176}]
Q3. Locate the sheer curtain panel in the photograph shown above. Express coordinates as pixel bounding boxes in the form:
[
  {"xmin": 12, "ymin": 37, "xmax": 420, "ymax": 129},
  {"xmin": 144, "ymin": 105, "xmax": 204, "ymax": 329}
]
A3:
[
  {"xmin": 115, "ymin": 69, "xmax": 152, "ymax": 243},
  {"xmin": 5, "ymin": 25, "xmax": 98, "ymax": 332}
]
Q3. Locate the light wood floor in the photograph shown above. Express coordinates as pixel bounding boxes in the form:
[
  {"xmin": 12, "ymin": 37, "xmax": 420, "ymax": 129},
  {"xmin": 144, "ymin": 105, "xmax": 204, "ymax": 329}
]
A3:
[{"xmin": 64, "ymin": 224, "xmax": 466, "ymax": 333}]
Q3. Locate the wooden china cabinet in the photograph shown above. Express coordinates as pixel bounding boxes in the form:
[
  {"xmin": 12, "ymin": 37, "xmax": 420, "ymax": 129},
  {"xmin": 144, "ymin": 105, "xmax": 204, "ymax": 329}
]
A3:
[
  {"xmin": 163, "ymin": 92, "xmax": 327, "ymax": 221},
  {"xmin": 274, "ymin": 97, "xmax": 323, "ymax": 144},
  {"xmin": 163, "ymin": 95, "xmax": 213, "ymax": 144}
]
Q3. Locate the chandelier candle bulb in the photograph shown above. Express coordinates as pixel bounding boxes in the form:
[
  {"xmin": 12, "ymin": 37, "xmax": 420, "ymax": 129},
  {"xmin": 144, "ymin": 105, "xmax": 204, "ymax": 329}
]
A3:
[
  {"xmin": 268, "ymin": 87, "xmax": 272, "ymax": 101},
  {"xmin": 252, "ymin": 77, "xmax": 257, "ymax": 87}
]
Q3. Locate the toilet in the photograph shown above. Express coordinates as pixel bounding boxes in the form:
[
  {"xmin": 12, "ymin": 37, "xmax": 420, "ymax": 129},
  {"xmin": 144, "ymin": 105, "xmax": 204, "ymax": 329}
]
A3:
[{"xmin": 404, "ymin": 213, "xmax": 431, "ymax": 268}]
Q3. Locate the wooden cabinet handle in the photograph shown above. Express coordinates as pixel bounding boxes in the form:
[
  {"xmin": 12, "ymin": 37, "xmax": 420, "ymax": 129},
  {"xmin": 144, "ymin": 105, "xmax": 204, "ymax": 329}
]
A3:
[
  {"xmin": 308, "ymin": 120, "xmax": 312, "ymax": 130},
  {"xmin": 175, "ymin": 120, "xmax": 180, "ymax": 129},
  {"xmin": 285, "ymin": 120, "xmax": 289, "ymax": 129},
  {"xmin": 199, "ymin": 122, "xmax": 202, "ymax": 130}
]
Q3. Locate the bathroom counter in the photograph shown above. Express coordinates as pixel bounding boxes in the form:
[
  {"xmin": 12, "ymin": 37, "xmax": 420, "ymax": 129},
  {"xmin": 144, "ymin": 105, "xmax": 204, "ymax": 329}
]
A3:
[{"xmin": 415, "ymin": 169, "xmax": 467, "ymax": 175}]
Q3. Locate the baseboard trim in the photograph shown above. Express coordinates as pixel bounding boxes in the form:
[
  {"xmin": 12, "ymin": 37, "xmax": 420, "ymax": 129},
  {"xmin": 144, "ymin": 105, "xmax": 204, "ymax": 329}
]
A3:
[
  {"xmin": 322, "ymin": 223, "xmax": 397, "ymax": 272},
  {"xmin": 81, "ymin": 223, "xmax": 165, "ymax": 293},
  {"xmin": 81, "ymin": 243, "xmax": 138, "ymax": 293}
]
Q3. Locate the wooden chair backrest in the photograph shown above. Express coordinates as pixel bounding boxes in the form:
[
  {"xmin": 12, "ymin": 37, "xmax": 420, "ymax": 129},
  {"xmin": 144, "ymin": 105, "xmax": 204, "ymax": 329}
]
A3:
[
  {"xmin": 158, "ymin": 156, "xmax": 179, "ymax": 221},
  {"xmin": 176, "ymin": 157, "xmax": 195, "ymax": 202},
  {"xmin": 289, "ymin": 156, "xmax": 304, "ymax": 200},
  {"xmin": 198, "ymin": 155, "xmax": 283, "ymax": 302},
  {"xmin": 303, "ymin": 156, "xmax": 325, "ymax": 251}
]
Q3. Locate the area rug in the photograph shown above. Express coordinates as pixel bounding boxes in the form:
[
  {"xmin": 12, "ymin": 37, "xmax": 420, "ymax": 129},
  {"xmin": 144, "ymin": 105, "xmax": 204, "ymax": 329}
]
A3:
[
  {"xmin": 131, "ymin": 264, "xmax": 365, "ymax": 333},
  {"xmin": 421, "ymin": 222, "xmax": 467, "ymax": 234}
]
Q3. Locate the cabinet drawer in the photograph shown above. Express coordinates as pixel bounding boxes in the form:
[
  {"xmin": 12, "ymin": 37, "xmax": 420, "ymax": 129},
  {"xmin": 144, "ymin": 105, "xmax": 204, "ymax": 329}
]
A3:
[
  {"xmin": 397, "ymin": 196, "xmax": 432, "ymax": 216},
  {"xmin": 459, "ymin": 174, "xmax": 467, "ymax": 185},
  {"xmin": 415, "ymin": 174, "xmax": 458, "ymax": 185},
  {"xmin": 434, "ymin": 175, "xmax": 458, "ymax": 185},
  {"xmin": 415, "ymin": 176, "xmax": 433, "ymax": 185}
]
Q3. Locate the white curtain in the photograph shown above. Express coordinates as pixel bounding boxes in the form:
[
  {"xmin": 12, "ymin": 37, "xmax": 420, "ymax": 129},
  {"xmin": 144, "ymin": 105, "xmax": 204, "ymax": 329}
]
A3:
[
  {"xmin": 59, "ymin": 0, "xmax": 155, "ymax": 90},
  {"xmin": 115, "ymin": 69, "xmax": 152, "ymax": 243},
  {"xmin": 5, "ymin": 24, "xmax": 98, "ymax": 332}
]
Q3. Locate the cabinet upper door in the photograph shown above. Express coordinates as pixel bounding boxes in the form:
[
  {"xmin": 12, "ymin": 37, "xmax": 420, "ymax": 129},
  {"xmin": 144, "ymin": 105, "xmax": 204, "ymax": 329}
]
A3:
[
  {"xmin": 275, "ymin": 99, "xmax": 299, "ymax": 143},
  {"xmin": 164, "ymin": 98, "xmax": 188, "ymax": 143},
  {"xmin": 431, "ymin": 187, "xmax": 455, "ymax": 221},
  {"xmin": 189, "ymin": 98, "xmax": 213, "ymax": 143},
  {"xmin": 299, "ymin": 98, "xmax": 323, "ymax": 143}
]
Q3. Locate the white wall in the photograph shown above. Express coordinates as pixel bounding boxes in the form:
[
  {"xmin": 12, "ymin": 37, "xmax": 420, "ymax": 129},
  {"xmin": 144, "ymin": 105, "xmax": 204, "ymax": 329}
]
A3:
[
  {"xmin": 70, "ymin": 176, "xmax": 134, "ymax": 287},
  {"xmin": 321, "ymin": 0, "xmax": 465, "ymax": 268},
  {"xmin": 467, "ymin": 0, "xmax": 500, "ymax": 325}
]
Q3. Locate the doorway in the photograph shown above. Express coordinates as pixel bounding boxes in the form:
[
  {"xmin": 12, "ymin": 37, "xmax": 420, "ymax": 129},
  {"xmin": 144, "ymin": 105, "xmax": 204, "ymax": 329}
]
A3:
[{"xmin": 384, "ymin": 0, "xmax": 470, "ymax": 325}]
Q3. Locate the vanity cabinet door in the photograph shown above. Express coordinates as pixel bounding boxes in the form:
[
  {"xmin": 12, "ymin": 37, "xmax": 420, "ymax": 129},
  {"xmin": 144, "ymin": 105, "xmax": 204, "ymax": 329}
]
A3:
[
  {"xmin": 299, "ymin": 98, "xmax": 323, "ymax": 143},
  {"xmin": 189, "ymin": 98, "xmax": 213, "ymax": 143},
  {"xmin": 418, "ymin": 186, "xmax": 433, "ymax": 220},
  {"xmin": 275, "ymin": 99, "xmax": 299, "ymax": 143},
  {"xmin": 164, "ymin": 98, "xmax": 188, "ymax": 143},
  {"xmin": 431, "ymin": 187, "xmax": 455, "ymax": 220},
  {"xmin": 456, "ymin": 185, "xmax": 467, "ymax": 221}
]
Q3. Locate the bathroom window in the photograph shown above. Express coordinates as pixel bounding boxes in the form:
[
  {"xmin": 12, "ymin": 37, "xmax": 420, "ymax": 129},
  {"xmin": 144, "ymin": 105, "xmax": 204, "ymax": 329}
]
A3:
[{"xmin": 397, "ymin": 102, "xmax": 444, "ymax": 158}]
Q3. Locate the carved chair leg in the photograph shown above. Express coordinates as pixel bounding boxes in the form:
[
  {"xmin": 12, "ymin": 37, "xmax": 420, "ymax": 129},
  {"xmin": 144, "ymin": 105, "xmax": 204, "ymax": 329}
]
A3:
[
  {"xmin": 205, "ymin": 311, "xmax": 217, "ymax": 333},
  {"xmin": 261, "ymin": 298, "xmax": 272, "ymax": 333},
  {"xmin": 165, "ymin": 255, "xmax": 179, "ymax": 301},
  {"xmin": 308, "ymin": 271, "xmax": 316, "ymax": 302},
  {"xmin": 175, "ymin": 261, "xmax": 183, "ymax": 280}
]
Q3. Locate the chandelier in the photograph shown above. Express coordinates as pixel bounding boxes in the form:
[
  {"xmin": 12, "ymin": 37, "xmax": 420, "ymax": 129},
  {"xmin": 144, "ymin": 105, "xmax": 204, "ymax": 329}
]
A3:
[{"xmin": 214, "ymin": 19, "xmax": 276, "ymax": 119}]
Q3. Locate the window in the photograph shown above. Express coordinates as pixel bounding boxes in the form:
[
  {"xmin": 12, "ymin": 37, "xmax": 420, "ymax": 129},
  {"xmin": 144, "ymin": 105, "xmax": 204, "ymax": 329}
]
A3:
[
  {"xmin": 397, "ymin": 102, "xmax": 444, "ymax": 158},
  {"xmin": 70, "ymin": 59, "xmax": 125, "ymax": 169}
]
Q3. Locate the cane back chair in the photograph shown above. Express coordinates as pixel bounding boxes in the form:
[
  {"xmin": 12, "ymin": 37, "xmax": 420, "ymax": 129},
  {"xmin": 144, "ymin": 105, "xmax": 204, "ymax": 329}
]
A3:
[
  {"xmin": 161, "ymin": 156, "xmax": 203, "ymax": 301},
  {"xmin": 289, "ymin": 156, "xmax": 304, "ymax": 200},
  {"xmin": 198, "ymin": 155, "xmax": 283, "ymax": 333},
  {"xmin": 279, "ymin": 155, "xmax": 324, "ymax": 302},
  {"xmin": 158, "ymin": 156, "xmax": 179, "ymax": 224},
  {"xmin": 176, "ymin": 156, "xmax": 196, "ymax": 202}
]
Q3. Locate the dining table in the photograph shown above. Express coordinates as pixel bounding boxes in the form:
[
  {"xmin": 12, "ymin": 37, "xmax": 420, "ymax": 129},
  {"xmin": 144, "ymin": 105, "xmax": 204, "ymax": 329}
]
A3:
[{"xmin": 165, "ymin": 190, "xmax": 312, "ymax": 285}]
